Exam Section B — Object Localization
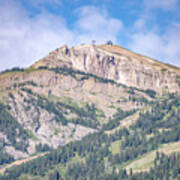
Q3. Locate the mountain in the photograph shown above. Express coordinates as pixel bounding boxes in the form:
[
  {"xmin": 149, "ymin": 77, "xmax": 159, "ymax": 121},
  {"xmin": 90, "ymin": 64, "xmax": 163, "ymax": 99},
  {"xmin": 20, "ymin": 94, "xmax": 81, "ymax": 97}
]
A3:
[
  {"xmin": 33, "ymin": 44, "xmax": 180, "ymax": 93},
  {"xmin": 0, "ymin": 43, "xmax": 180, "ymax": 180}
]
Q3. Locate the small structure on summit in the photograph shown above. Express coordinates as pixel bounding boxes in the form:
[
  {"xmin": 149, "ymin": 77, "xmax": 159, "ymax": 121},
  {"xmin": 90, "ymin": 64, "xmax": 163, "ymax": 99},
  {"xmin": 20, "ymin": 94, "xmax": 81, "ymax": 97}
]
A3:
[{"xmin": 106, "ymin": 40, "xmax": 113, "ymax": 45}]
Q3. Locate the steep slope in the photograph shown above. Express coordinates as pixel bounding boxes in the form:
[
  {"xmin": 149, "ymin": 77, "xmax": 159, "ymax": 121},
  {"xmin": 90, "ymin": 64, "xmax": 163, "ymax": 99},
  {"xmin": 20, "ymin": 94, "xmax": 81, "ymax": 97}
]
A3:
[{"xmin": 33, "ymin": 44, "xmax": 180, "ymax": 93}]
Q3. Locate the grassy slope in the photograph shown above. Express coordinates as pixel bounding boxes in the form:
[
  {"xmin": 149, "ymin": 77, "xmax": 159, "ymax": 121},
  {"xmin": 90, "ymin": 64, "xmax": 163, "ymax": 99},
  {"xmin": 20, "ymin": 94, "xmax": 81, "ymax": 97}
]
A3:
[
  {"xmin": 125, "ymin": 141, "xmax": 180, "ymax": 173},
  {"xmin": 109, "ymin": 140, "xmax": 121, "ymax": 155}
]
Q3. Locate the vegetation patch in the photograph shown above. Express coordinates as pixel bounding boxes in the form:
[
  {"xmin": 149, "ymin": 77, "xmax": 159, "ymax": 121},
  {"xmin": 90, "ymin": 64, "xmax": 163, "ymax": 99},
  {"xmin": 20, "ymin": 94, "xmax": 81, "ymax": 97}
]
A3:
[
  {"xmin": 109, "ymin": 140, "xmax": 121, "ymax": 155},
  {"xmin": 125, "ymin": 141, "xmax": 180, "ymax": 172}
]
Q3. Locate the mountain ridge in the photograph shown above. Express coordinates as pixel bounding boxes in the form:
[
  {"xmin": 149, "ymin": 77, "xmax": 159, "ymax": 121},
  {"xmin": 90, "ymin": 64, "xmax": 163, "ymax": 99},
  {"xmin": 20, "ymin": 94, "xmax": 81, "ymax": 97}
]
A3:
[{"xmin": 32, "ymin": 43, "xmax": 180, "ymax": 93}]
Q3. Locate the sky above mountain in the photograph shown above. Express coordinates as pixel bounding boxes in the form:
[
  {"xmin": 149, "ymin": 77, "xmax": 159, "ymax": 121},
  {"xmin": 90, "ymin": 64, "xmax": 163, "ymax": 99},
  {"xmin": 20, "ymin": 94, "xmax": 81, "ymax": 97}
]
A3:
[{"xmin": 0, "ymin": 0, "xmax": 180, "ymax": 71}]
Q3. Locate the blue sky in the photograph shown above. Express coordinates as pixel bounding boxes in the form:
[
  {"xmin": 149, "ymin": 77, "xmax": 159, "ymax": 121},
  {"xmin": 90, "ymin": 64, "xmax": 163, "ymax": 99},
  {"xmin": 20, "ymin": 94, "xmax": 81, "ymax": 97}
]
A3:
[{"xmin": 0, "ymin": 0, "xmax": 180, "ymax": 71}]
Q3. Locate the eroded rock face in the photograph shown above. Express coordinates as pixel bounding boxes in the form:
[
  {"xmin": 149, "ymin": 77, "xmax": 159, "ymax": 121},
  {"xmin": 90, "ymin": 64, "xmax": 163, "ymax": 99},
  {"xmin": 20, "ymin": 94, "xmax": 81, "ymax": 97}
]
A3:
[{"xmin": 33, "ymin": 44, "xmax": 180, "ymax": 93}]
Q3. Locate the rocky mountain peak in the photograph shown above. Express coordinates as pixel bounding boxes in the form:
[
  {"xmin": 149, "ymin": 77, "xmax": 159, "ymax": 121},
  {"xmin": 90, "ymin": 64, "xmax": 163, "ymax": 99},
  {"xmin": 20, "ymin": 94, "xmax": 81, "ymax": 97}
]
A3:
[{"xmin": 32, "ymin": 44, "xmax": 180, "ymax": 93}]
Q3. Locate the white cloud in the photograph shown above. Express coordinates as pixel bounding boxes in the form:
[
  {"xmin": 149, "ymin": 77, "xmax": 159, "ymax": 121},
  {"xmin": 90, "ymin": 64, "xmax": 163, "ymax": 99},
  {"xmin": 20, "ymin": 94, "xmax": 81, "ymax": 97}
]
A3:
[
  {"xmin": 0, "ymin": 1, "xmax": 179, "ymax": 71},
  {"xmin": 28, "ymin": 0, "xmax": 62, "ymax": 8},
  {"xmin": 73, "ymin": 6, "xmax": 123, "ymax": 44},
  {"xmin": 127, "ymin": 0, "xmax": 180, "ymax": 67},
  {"xmin": 0, "ymin": 4, "xmax": 123, "ymax": 71},
  {"xmin": 133, "ymin": 19, "xmax": 146, "ymax": 30},
  {"xmin": 128, "ymin": 22, "xmax": 180, "ymax": 67},
  {"xmin": 0, "ymin": 1, "xmax": 74, "ymax": 71},
  {"xmin": 144, "ymin": 0, "xmax": 179, "ymax": 10}
]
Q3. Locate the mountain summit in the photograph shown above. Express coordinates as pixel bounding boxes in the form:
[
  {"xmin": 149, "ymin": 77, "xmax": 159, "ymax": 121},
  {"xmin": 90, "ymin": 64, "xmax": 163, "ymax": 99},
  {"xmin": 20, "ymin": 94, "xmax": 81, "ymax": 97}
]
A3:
[{"xmin": 32, "ymin": 44, "xmax": 180, "ymax": 93}]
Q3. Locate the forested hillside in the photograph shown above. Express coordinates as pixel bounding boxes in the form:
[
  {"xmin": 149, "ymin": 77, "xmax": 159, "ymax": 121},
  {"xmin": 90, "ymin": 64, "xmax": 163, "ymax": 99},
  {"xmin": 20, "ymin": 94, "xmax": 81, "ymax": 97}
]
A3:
[{"xmin": 0, "ymin": 92, "xmax": 180, "ymax": 180}]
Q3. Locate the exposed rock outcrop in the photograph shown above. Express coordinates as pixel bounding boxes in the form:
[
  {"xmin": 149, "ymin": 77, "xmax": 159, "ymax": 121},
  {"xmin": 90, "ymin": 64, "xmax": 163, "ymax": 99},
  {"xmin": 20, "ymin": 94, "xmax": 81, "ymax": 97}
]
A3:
[{"xmin": 33, "ymin": 44, "xmax": 180, "ymax": 93}]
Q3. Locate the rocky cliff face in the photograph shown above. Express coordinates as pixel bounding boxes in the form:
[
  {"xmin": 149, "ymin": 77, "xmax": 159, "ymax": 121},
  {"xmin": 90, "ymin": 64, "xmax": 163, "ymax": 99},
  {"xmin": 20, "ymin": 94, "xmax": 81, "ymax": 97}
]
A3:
[{"xmin": 33, "ymin": 44, "xmax": 180, "ymax": 93}]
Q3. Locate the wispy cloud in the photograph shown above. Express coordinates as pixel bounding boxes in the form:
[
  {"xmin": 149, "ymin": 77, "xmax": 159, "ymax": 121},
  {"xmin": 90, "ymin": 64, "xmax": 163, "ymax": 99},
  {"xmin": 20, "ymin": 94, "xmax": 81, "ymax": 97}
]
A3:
[
  {"xmin": 128, "ymin": 22, "xmax": 180, "ymax": 66},
  {"xmin": 26, "ymin": 0, "xmax": 62, "ymax": 8},
  {"xmin": 144, "ymin": 0, "xmax": 179, "ymax": 11},
  {"xmin": 0, "ymin": 0, "xmax": 73, "ymax": 70},
  {"xmin": 73, "ymin": 6, "xmax": 123, "ymax": 44},
  {"xmin": 124, "ymin": 0, "xmax": 180, "ymax": 67},
  {"xmin": 0, "ymin": 0, "xmax": 179, "ymax": 70}
]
